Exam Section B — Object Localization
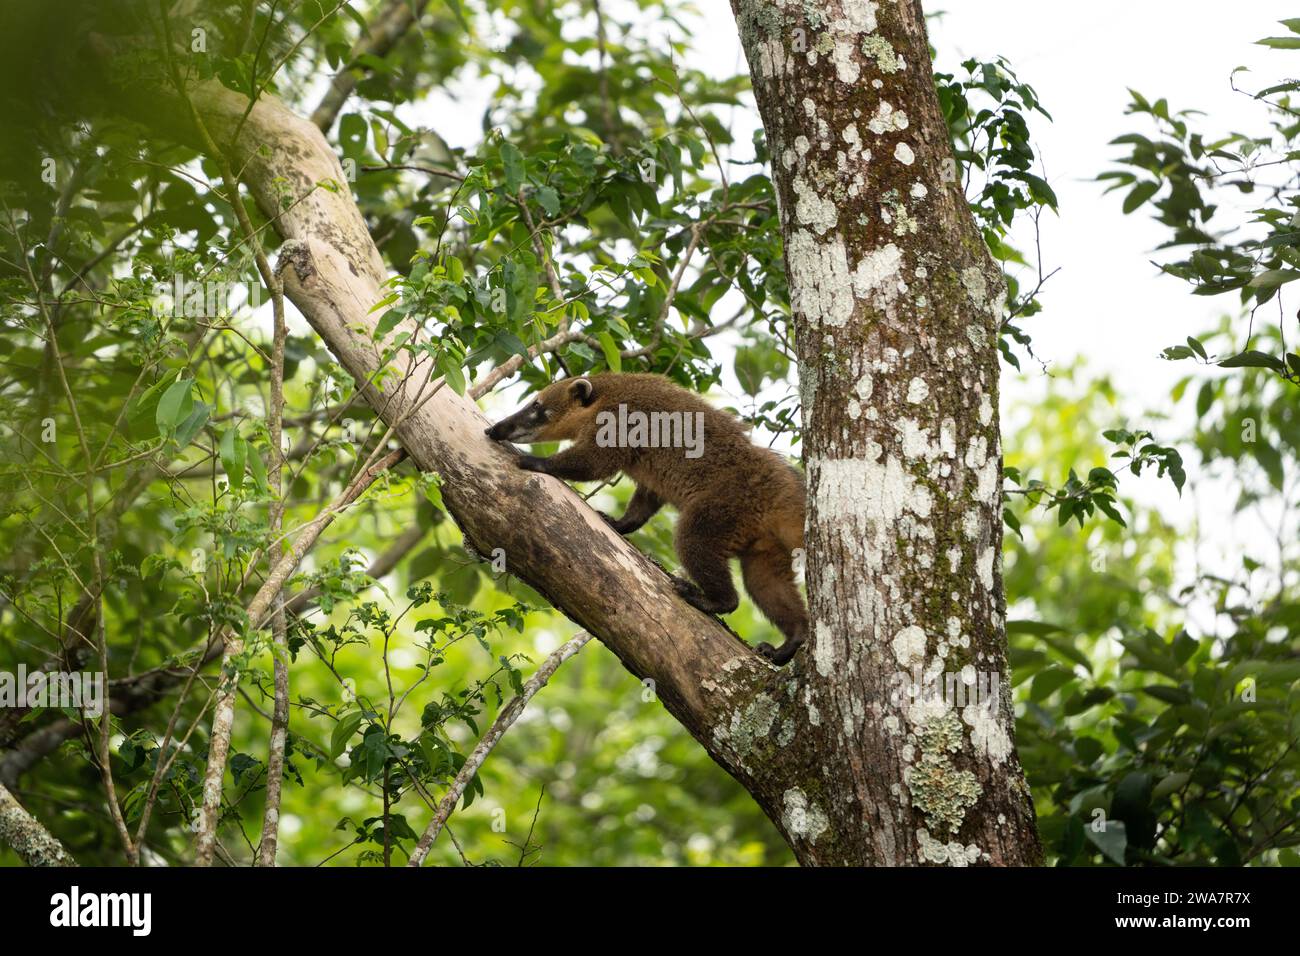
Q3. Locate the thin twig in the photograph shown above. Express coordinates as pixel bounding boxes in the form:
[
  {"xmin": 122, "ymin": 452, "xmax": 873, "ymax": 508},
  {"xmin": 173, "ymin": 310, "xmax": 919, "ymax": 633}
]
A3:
[{"xmin": 407, "ymin": 631, "xmax": 593, "ymax": 866}]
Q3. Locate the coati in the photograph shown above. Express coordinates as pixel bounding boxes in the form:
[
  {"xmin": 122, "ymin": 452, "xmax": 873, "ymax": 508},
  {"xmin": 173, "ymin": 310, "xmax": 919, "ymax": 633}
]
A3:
[{"xmin": 485, "ymin": 373, "xmax": 808, "ymax": 665}]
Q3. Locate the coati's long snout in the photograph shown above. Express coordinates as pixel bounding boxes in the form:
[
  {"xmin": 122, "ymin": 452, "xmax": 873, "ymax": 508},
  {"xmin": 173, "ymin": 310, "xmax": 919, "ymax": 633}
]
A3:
[{"xmin": 484, "ymin": 400, "xmax": 546, "ymax": 443}]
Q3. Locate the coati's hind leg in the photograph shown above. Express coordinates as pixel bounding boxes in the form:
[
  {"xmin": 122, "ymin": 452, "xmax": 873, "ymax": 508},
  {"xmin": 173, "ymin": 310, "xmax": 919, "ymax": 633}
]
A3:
[
  {"xmin": 601, "ymin": 484, "xmax": 663, "ymax": 535},
  {"xmin": 672, "ymin": 509, "xmax": 739, "ymax": 616},
  {"xmin": 741, "ymin": 543, "xmax": 808, "ymax": 665}
]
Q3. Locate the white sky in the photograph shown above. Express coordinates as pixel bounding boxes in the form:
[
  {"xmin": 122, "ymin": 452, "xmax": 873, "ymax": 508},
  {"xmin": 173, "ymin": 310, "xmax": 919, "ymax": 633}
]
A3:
[
  {"xmin": 368, "ymin": 1, "xmax": 1297, "ymax": 631},
  {"xmin": 925, "ymin": 2, "xmax": 1294, "ymax": 627}
]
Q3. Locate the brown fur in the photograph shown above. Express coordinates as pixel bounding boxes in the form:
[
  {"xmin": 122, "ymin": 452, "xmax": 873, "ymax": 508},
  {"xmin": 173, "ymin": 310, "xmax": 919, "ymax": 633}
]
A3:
[{"xmin": 486, "ymin": 373, "xmax": 808, "ymax": 664}]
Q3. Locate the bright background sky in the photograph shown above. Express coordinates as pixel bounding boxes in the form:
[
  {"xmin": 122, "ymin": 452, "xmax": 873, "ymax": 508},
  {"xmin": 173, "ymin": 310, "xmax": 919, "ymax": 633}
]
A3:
[{"xmin": 375, "ymin": 1, "xmax": 1297, "ymax": 633}]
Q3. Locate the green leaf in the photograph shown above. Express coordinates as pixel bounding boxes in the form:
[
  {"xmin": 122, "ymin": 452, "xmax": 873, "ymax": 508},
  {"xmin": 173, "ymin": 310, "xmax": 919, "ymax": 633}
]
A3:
[
  {"xmin": 1030, "ymin": 666, "xmax": 1075, "ymax": 702},
  {"xmin": 1218, "ymin": 350, "xmax": 1285, "ymax": 371},
  {"xmin": 504, "ymin": 259, "xmax": 538, "ymax": 326},
  {"xmin": 1085, "ymin": 819, "xmax": 1128, "ymax": 865},
  {"xmin": 220, "ymin": 428, "xmax": 247, "ymax": 492},
  {"xmin": 492, "ymin": 329, "xmax": 528, "ymax": 357},
  {"xmin": 439, "ymin": 352, "xmax": 466, "ymax": 395},
  {"xmin": 330, "ymin": 712, "xmax": 365, "ymax": 759},
  {"xmin": 597, "ymin": 331, "xmax": 622, "ymax": 372},
  {"xmin": 734, "ymin": 346, "xmax": 765, "ymax": 396},
  {"xmin": 339, "ymin": 113, "xmax": 368, "ymax": 161},
  {"xmin": 155, "ymin": 377, "xmax": 194, "ymax": 435},
  {"xmin": 1122, "ymin": 181, "xmax": 1160, "ymax": 214},
  {"xmin": 373, "ymin": 308, "xmax": 405, "ymax": 341},
  {"xmin": 462, "ymin": 772, "xmax": 482, "ymax": 809},
  {"xmin": 1142, "ymin": 684, "xmax": 1192, "ymax": 705},
  {"xmin": 535, "ymin": 185, "xmax": 560, "ymax": 217},
  {"xmin": 341, "ymin": 4, "xmax": 368, "ymax": 32},
  {"xmin": 173, "ymin": 401, "xmax": 210, "ymax": 448},
  {"xmin": 442, "ymin": 0, "xmax": 468, "ymax": 30},
  {"xmin": 1074, "ymin": 737, "xmax": 1104, "ymax": 765},
  {"xmin": 1195, "ymin": 381, "xmax": 1214, "ymax": 418},
  {"xmin": 1247, "ymin": 268, "xmax": 1300, "ymax": 290},
  {"xmin": 422, "ymin": 474, "xmax": 445, "ymax": 512},
  {"xmin": 1094, "ymin": 495, "xmax": 1127, "ymax": 527},
  {"xmin": 1152, "ymin": 771, "xmax": 1190, "ymax": 800},
  {"xmin": 247, "ymin": 446, "xmax": 269, "ymax": 495},
  {"xmin": 500, "ymin": 141, "xmax": 525, "ymax": 193},
  {"xmin": 130, "ymin": 370, "xmax": 178, "ymax": 425}
]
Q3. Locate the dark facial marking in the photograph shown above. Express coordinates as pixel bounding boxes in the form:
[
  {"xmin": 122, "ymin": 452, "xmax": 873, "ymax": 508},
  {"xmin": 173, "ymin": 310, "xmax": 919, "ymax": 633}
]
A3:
[{"xmin": 485, "ymin": 399, "xmax": 548, "ymax": 442}]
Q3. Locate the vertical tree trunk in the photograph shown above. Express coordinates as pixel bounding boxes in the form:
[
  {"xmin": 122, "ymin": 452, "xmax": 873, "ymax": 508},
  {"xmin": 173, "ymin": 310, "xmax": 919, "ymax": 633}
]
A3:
[{"xmin": 728, "ymin": 0, "xmax": 1042, "ymax": 864}]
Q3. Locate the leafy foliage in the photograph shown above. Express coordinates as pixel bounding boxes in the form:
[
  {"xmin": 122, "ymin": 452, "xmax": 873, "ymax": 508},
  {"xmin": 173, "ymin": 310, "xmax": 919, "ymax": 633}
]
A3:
[
  {"xmin": 1103, "ymin": 20, "xmax": 1300, "ymax": 384},
  {"xmin": 1005, "ymin": 368, "xmax": 1299, "ymax": 866}
]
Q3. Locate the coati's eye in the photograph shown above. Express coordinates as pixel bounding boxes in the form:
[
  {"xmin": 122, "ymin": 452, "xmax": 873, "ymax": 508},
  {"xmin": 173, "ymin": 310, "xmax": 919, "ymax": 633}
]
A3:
[{"xmin": 531, "ymin": 401, "xmax": 546, "ymax": 420}]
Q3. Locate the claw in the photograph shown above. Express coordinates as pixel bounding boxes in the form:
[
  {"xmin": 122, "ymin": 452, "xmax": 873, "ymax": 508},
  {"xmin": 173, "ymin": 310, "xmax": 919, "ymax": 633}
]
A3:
[
  {"xmin": 672, "ymin": 575, "xmax": 698, "ymax": 597},
  {"xmin": 756, "ymin": 640, "xmax": 801, "ymax": 666},
  {"xmin": 672, "ymin": 576, "xmax": 707, "ymax": 609}
]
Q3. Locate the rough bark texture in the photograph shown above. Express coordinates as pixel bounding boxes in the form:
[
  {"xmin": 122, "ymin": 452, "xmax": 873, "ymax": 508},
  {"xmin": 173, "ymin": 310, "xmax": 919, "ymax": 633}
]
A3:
[
  {"xmin": 0, "ymin": 782, "xmax": 77, "ymax": 866},
  {"xmin": 728, "ymin": 0, "xmax": 1042, "ymax": 864}
]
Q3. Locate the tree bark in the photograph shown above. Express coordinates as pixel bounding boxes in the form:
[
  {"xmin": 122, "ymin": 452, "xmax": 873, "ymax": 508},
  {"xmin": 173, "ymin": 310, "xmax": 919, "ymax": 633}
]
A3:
[
  {"xmin": 0, "ymin": 783, "xmax": 77, "ymax": 866},
  {"xmin": 728, "ymin": 0, "xmax": 1042, "ymax": 864}
]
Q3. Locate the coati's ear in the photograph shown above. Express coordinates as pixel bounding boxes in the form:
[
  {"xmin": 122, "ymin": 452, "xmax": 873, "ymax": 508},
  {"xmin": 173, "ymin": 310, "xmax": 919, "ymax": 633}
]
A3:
[{"xmin": 569, "ymin": 378, "xmax": 595, "ymax": 406}]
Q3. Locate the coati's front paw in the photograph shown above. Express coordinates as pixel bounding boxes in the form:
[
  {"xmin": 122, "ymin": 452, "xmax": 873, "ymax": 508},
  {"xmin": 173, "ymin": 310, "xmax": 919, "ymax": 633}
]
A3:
[
  {"xmin": 756, "ymin": 640, "xmax": 802, "ymax": 666},
  {"xmin": 598, "ymin": 512, "xmax": 629, "ymax": 534},
  {"xmin": 516, "ymin": 455, "xmax": 547, "ymax": 473},
  {"xmin": 671, "ymin": 576, "xmax": 708, "ymax": 608},
  {"xmin": 672, "ymin": 576, "xmax": 741, "ymax": 616}
]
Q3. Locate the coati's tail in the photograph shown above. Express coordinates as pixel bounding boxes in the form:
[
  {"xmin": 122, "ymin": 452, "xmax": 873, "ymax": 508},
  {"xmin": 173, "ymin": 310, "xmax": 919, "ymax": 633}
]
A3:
[{"xmin": 740, "ymin": 540, "xmax": 808, "ymax": 664}]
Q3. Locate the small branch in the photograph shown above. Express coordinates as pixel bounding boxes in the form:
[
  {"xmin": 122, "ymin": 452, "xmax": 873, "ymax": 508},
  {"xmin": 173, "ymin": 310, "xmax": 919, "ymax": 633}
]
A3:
[
  {"xmin": 0, "ymin": 718, "xmax": 78, "ymax": 790},
  {"xmin": 592, "ymin": 0, "xmax": 616, "ymax": 146},
  {"xmin": 407, "ymin": 631, "xmax": 593, "ymax": 866},
  {"xmin": 620, "ymin": 223, "xmax": 704, "ymax": 360},
  {"xmin": 191, "ymin": 446, "xmax": 405, "ymax": 866},
  {"xmin": 0, "ymin": 516, "xmax": 425, "ymax": 789},
  {"xmin": 311, "ymin": 0, "xmax": 431, "ymax": 131},
  {"xmin": 256, "ymin": 235, "xmax": 292, "ymax": 866},
  {"xmin": 285, "ymin": 523, "xmax": 426, "ymax": 615},
  {"xmin": 0, "ymin": 782, "xmax": 78, "ymax": 867},
  {"xmin": 468, "ymin": 327, "xmax": 588, "ymax": 399},
  {"xmin": 361, "ymin": 161, "xmax": 462, "ymax": 183},
  {"xmin": 517, "ymin": 186, "xmax": 567, "ymax": 304},
  {"xmin": 507, "ymin": 786, "xmax": 546, "ymax": 866}
]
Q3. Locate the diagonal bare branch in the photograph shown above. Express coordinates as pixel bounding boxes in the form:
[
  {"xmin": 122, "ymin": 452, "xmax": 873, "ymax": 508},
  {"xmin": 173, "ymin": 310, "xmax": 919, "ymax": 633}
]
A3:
[{"xmin": 408, "ymin": 630, "xmax": 593, "ymax": 866}]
